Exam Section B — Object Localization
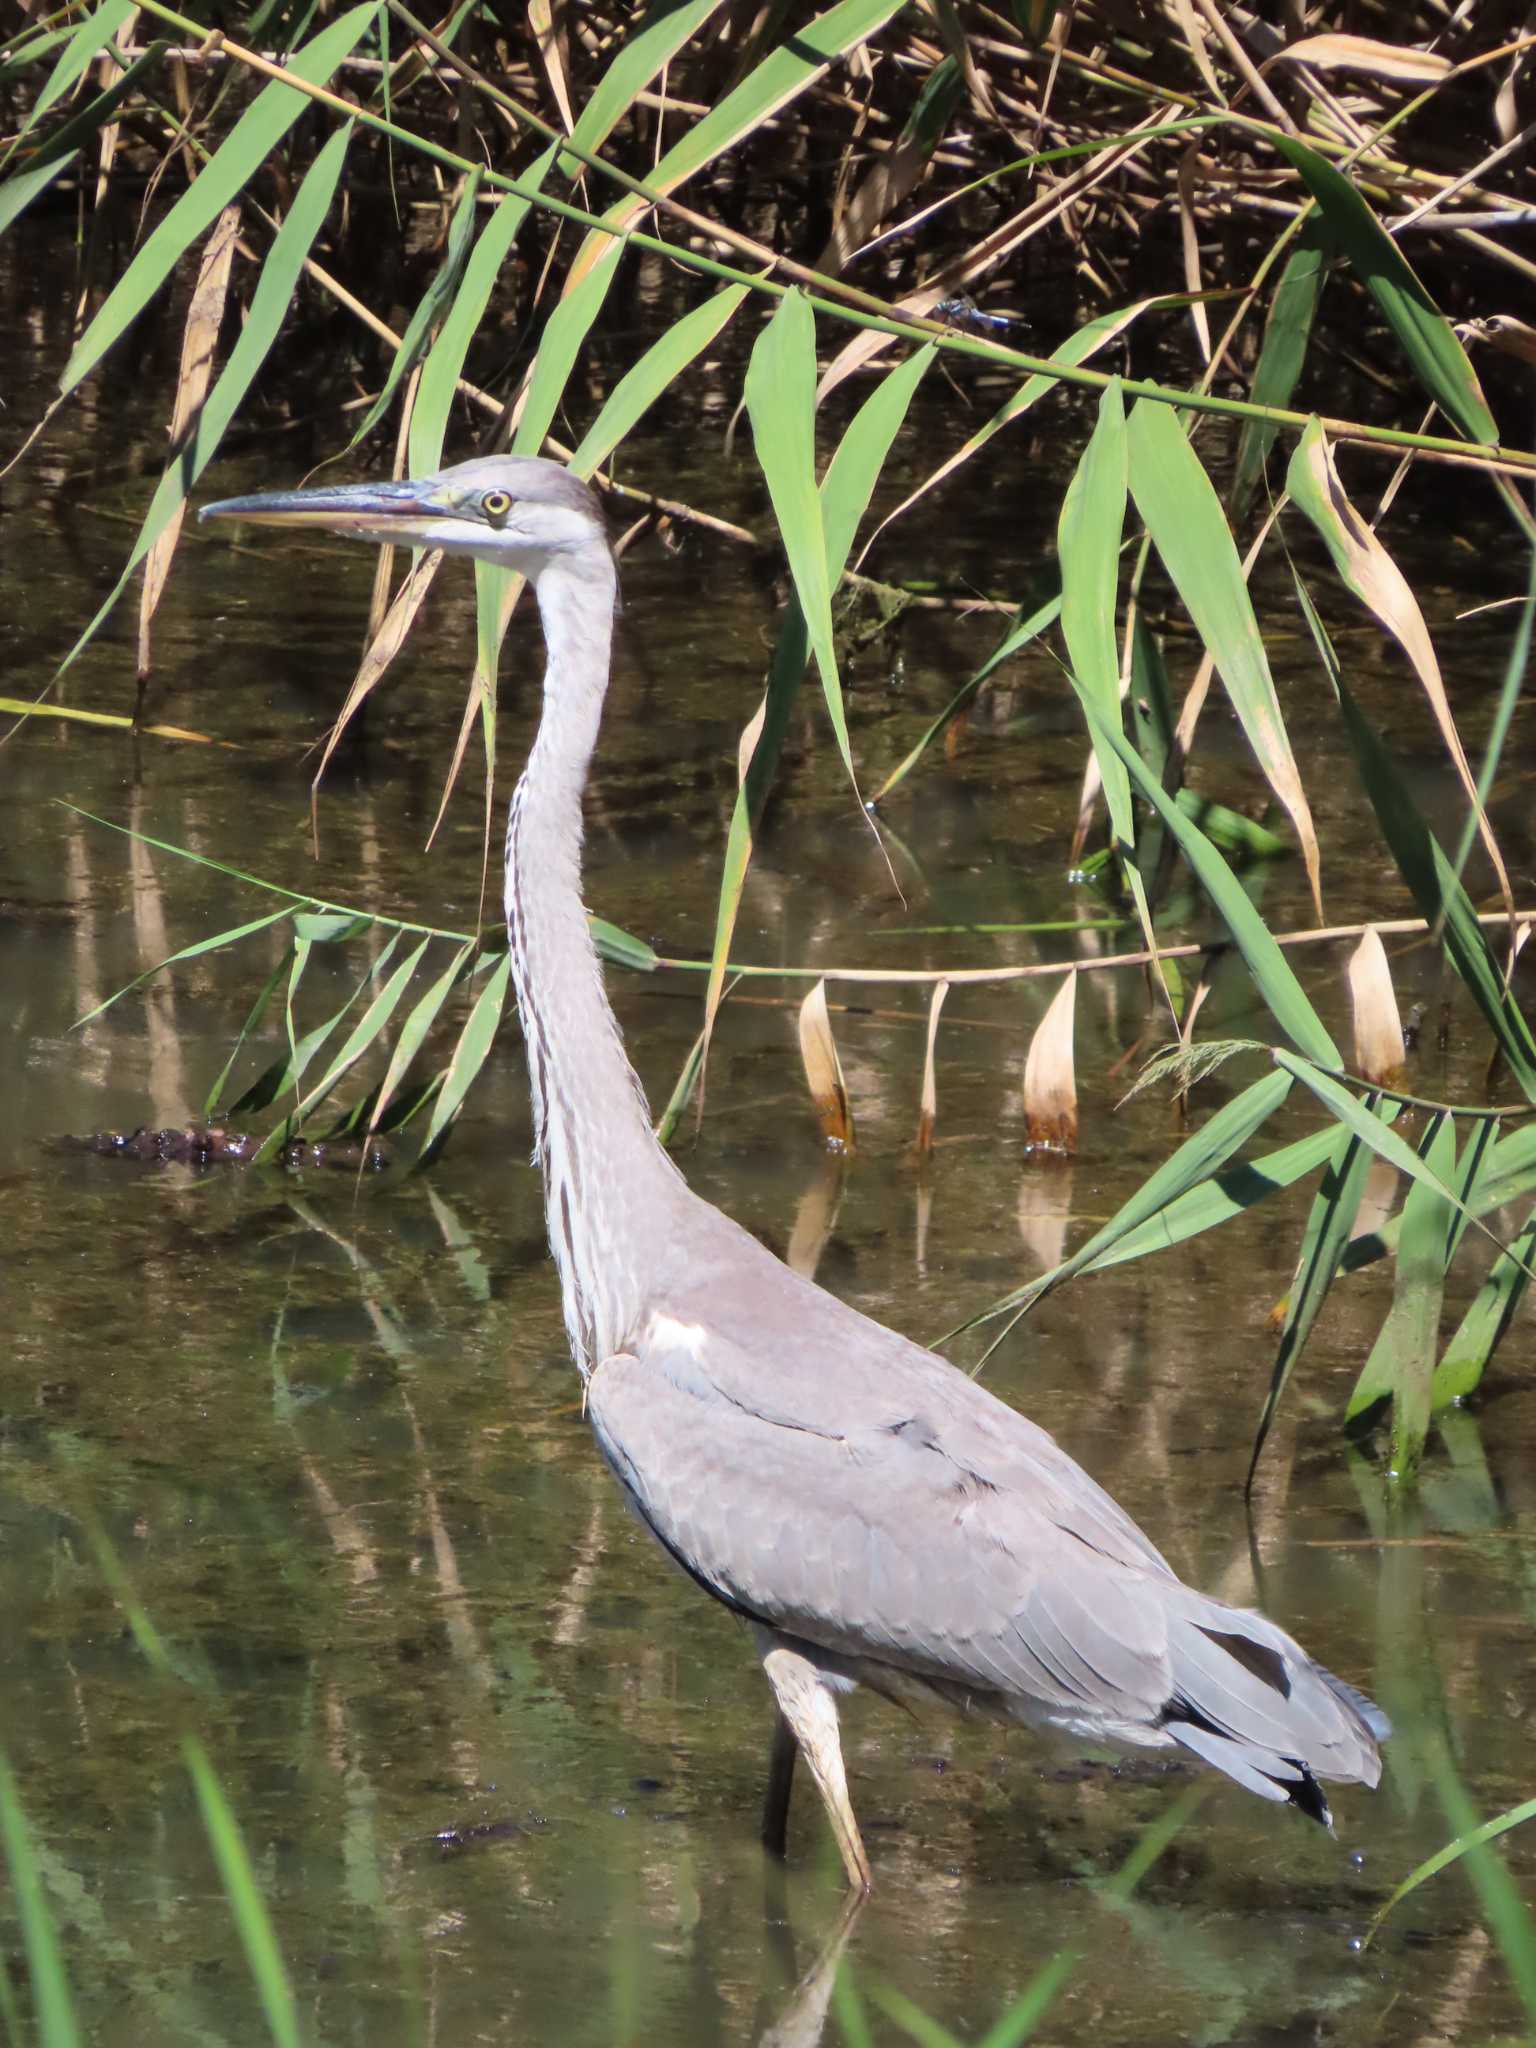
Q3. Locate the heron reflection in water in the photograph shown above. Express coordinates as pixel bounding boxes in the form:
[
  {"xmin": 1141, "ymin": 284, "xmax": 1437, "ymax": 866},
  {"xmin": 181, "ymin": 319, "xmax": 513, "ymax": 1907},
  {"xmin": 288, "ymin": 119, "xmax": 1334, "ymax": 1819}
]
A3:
[{"xmin": 202, "ymin": 457, "xmax": 1387, "ymax": 1893}]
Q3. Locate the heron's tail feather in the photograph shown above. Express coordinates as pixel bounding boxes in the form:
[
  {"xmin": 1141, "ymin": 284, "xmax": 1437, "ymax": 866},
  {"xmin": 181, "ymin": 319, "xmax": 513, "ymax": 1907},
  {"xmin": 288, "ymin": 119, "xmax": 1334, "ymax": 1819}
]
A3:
[{"xmin": 1160, "ymin": 1592, "xmax": 1388, "ymax": 1827}]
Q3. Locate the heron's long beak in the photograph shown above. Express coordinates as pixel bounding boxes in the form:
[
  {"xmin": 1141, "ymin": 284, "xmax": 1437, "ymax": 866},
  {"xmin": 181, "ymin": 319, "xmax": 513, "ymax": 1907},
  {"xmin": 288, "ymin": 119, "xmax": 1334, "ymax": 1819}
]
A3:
[{"xmin": 198, "ymin": 479, "xmax": 446, "ymax": 536}]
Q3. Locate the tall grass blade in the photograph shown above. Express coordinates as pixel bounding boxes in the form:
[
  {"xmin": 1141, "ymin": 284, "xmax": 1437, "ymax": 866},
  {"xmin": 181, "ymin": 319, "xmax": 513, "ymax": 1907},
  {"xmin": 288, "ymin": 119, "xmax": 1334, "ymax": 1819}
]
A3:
[
  {"xmin": 182, "ymin": 1737, "xmax": 301, "ymax": 2048},
  {"xmin": 569, "ymin": 284, "xmax": 750, "ymax": 479},
  {"xmin": 563, "ymin": 0, "xmax": 905, "ymax": 292},
  {"xmin": 1247, "ymin": 1117, "xmax": 1376, "ymax": 1489},
  {"xmin": 59, "ymin": 5, "xmax": 381, "ymax": 403},
  {"xmin": 58, "ymin": 122, "xmax": 354, "ymax": 674},
  {"xmin": 1432, "ymin": 1201, "xmax": 1536, "ymax": 1409},
  {"xmin": 559, "ymin": 0, "xmax": 725, "ymax": 172},
  {"xmin": 1287, "ymin": 419, "xmax": 1512, "ymax": 920},
  {"xmin": 1343, "ymin": 1113, "xmax": 1457, "ymax": 1473},
  {"xmin": 1231, "ymin": 223, "xmax": 1326, "ymax": 514},
  {"xmin": 1072, "ymin": 693, "xmax": 1339, "ymax": 1064},
  {"xmin": 1302, "ymin": 600, "xmax": 1536, "ymax": 1097},
  {"xmin": 0, "ymin": 1752, "xmax": 80, "ymax": 2048},
  {"xmin": 410, "ymin": 147, "xmax": 555, "ymax": 474},
  {"xmin": 745, "ymin": 291, "xmax": 859, "ymax": 791},
  {"xmin": 1263, "ymin": 127, "xmax": 1498, "ymax": 444},
  {"xmin": 870, "ymin": 594, "xmax": 1060, "ymax": 804},
  {"xmin": 418, "ymin": 951, "xmax": 511, "ymax": 1164},
  {"xmin": 350, "ymin": 165, "xmax": 481, "ymax": 450},
  {"xmin": 366, "ymin": 940, "xmax": 476, "ymax": 1141},
  {"xmin": 5, "ymin": 0, "xmax": 131, "ymax": 159},
  {"xmin": 1367, "ymin": 1791, "xmax": 1536, "ymax": 1948},
  {"xmin": 1127, "ymin": 397, "xmax": 1322, "ymax": 917}
]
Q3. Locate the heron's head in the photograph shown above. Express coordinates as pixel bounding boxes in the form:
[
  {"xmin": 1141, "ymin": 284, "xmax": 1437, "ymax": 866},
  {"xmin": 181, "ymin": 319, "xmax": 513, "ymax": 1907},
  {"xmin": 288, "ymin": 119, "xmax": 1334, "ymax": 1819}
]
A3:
[{"xmin": 199, "ymin": 455, "xmax": 607, "ymax": 577}]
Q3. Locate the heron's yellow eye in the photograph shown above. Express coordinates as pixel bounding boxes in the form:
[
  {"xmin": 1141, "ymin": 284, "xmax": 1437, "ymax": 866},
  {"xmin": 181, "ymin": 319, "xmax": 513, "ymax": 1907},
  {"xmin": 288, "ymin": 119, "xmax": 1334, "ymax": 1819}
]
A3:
[{"xmin": 481, "ymin": 489, "xmax": 513, "ymax": 526}]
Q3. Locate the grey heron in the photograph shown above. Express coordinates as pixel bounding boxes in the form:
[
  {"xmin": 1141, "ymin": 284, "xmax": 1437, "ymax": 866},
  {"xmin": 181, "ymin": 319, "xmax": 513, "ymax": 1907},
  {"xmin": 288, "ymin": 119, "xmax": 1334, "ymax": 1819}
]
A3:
[{"xmin": 202, "ymin": 454, "xmax": 1387, "ymax": 1893}]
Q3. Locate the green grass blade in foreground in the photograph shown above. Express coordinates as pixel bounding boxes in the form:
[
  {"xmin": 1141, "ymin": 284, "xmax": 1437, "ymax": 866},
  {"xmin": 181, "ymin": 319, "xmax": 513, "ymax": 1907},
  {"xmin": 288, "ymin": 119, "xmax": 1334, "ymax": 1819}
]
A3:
[
  {"xmin": 59, "ymin": 4, "xmax": 381, "ymax": 402},
  {"xmin": 1058, "ymin": 382, "xmax": 1165, "ymax": 971},
  {"xmin": 205, "ymin": 949, "xmax": 293, "ymax": 1119},
  {"xmin": 744, "ymin": 291, "xmax": 858, "ymax": 790},
  {"xmin": 366, "ymin": 940, "xmax": 476, "ymax": 1141},
  {"xmin": 569, "ymin": 282, "xmax": 751, "ymax": 479},
  {"xmin": 349, "ymin": 164, "xmax": 481, "ymax": 451},
  {"xmin": 1074, "ymin": 694, "xmax": 1339, "ymax": 1065},
  {"xmin": 278, "ymin": 933, "xmax": 430, "ymax": 1135},
  {"xmin": 1422, "ymin": 1749, "xmax": 1536, "ymax": 2026},
  {"xmin": 1366, "ymin": 1789, "xmax": 1536, "ymax": 1951},
  {"xmin": 559, "ymin": 0, "xmax": 724, "ymax": 171},
  {"xmin": 0, "ymin": 1751, "xmax": 80, "ymax": 2048},
  {"xmin": 75, "ymin": 907, "xmax": 293, "ymax": 1027},
  {"xmin": 565, "ymin": 0, "xmax": 904, "ymax": 283},
  {"xmin": 411, "ymin": 147, "xmax": 555, "ymax": 474},
  {"xmin": 1231, "ymin": 223, "xmax": 1327, "ymax": 515},
  {"xmin": 0, "ymin": 42, "xmax": 164, "ymax": 230},
  {"xmin": 0, "ymin": 148, "xmax": 74, "ymax": 234},
  {"xmin": 1127, "ymin": 397, "xmax": 1321, "ymax": 916},
  {"xmin": 959, "ymin": 1067, "xmax": 1293, "ymax": 1332},
  {"xmin": 869, "ymin": 591, "xmax": 1061, "ymax": 805},
  {"xmin": 818, "ymin": 341, "xmax": 935, "ymax": 571},
  {"xmin": 1246, "ymin": 1115, "xmax": 1376, "ymax": 1490},
  {"xmin": 1275, "ymin": 1054, "xmax": 1531, "ymax": 1279},
  {"xmin": 1448, "ymin": 546, "xmax": 1535, "ymax": 895},
  {"xmin": 1297, "ymin": 586, "xmax": 1536, "ymax": 1096},
  {"xmin": 1342, "ymin": 1112, "xmax": 1455, "ymax": 1479},
  {"xmin": 418, "ymin": 950, "xmax": 511, "ymax": 1164},
  {"xmin": 59, "ymin": 123, "xmax": 353, "ymax": 676},
  {"xmin": 1263, "ymin": 127, "xmax": 1498, "ymax": 445},
  {"xmin": 702, "ymin": 339, "xmax": 933, "ymax": 1053},
  {"xmin": 1432, "ymin": 1200, "xmax": 1536, "ymax": 1409},
  {"xmin": 3, "ymin": 0, "xmax": 131, "ymax": 161},
  {"xmin": 182, "ymin": 1737, "xmax": 301, "ymax": 2048}
]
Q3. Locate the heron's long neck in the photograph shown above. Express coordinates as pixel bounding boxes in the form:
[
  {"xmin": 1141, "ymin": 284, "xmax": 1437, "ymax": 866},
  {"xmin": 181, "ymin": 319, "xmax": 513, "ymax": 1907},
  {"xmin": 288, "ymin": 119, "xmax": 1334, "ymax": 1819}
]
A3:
[{"xmin": 506, "ymin": 548, "xmax": 682, "ymax": 1370}]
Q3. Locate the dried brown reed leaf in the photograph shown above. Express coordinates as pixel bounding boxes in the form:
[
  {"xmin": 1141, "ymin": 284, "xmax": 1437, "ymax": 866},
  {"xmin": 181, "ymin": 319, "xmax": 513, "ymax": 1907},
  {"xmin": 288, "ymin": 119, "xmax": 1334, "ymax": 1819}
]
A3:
[
  {"xmin": 1023, "ymin": 970, "xmax": 1077, "ymax": 1155},
  {"xmin": 1275, "ymin": 35, "xmax": 1451, "ymax": 86},
  {"xmin": 1177, "ymin": 146, "xmax": 1211, "ymax": 365},
  {"xmin": 1466, "ymin": 315, "xmax": 1536, "ymax": 367},
  {"xmin": 527, "ymin": 0, "xmax": 575, "ymax": 134},
  {"xmin": 915, "ymin": 976, "xmax": 950, "ymax": 1154},
  {"xmin": 797, "ymin": 978, "xmax": 855, "ymax": 1152},
  {"xmin": 311, "ymin": 548, "xmax": 445, "ymax": 809},
  {"xmin": 1348, "ymin": 927, "xmax": 1406, "ymax": 1087},
  {"xmin": 1291, "ymin": 428, "xmax": 1514, "ymax": 929},
  {"xmin": 136, "ymin": 201, "xmax": 239, "ymax": 679}
]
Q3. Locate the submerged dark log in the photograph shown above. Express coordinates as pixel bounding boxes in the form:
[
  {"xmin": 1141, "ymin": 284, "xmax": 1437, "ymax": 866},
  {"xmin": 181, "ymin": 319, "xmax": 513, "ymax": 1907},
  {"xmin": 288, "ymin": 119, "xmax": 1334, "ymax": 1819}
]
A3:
[{"xmin": 61, "ymin": 1126, "xmax": 390, "ymax": 1170}]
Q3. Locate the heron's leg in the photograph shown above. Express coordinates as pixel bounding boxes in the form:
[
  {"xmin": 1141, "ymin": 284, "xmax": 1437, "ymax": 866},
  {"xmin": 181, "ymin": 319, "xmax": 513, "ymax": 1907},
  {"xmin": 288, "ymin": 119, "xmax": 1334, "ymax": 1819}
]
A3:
[
  {"xmin": 762, "ymin": 1706, "xmax": 798, "ymax": 1859},
  {"xmin": 760, "ymin": 1644, "xmax": 872, "ymax": 1894}
]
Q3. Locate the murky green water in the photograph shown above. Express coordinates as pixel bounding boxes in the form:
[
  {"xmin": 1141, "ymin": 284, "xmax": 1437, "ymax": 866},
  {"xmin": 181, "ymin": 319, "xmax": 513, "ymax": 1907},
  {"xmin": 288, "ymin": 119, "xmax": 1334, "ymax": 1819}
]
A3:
[{"xmin": 4, "ymin": 222, "xmax": 1536, "ymax": 2044}]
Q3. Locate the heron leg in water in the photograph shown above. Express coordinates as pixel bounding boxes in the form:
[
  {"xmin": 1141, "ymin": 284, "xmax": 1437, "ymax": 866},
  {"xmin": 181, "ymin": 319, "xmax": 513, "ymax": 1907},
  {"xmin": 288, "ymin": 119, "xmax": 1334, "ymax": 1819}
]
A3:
[{"xmin": 760, "ymin": 1639, "xmax": 872, "ymax": 1893}]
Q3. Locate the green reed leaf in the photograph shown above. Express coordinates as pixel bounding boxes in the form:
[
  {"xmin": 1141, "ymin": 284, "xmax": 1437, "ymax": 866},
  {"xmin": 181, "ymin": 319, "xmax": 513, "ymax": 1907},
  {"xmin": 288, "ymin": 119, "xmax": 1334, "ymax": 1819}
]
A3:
[
  {"xmin": 1265, "ymin": 127, "xmax": 1498, "ymax": 445},
  {"xmin": 418, "ymin": 951, "xmax": 511, "ymax": 1163},
  {"xmin": 1127, "ymin": 396, "xmax": 1321, "ymax": 915},
  {"xmin": 0, "ymin": 1751, "xmax": 80, "ymax": 2048},
  {"xmin": 182, "ymin": 1737, "xmax": 301, "ymax": 2048},
  {"xmin": 59, "ymin": 3, "xmax": 380, "ymax": 402},
  {"xmin": 1231, "ymin": 223, "xmax": 1327, "ymax": 513},
  {"xmin": 58, "ymin": 123, "xmax": 354, "ymax": 673},
  {"xmin": 411, "ymin": 146, "xmax": 556, "ymax": 474}
]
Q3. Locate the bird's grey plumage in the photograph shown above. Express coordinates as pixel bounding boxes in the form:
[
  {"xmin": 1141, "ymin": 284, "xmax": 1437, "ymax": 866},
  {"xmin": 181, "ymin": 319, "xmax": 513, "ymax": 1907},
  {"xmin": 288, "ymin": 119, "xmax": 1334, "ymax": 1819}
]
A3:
[{"xmin": 202, "ymin": 452, "xmax": 1388, "ymax": 1890}]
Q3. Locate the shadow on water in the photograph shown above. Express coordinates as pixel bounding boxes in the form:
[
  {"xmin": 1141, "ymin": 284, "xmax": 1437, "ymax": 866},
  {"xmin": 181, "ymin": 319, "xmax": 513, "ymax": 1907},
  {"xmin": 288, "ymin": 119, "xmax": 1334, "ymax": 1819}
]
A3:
[{"xmin": 4, "ymin": 241, "xmax": 1536, "ymax": 2044}]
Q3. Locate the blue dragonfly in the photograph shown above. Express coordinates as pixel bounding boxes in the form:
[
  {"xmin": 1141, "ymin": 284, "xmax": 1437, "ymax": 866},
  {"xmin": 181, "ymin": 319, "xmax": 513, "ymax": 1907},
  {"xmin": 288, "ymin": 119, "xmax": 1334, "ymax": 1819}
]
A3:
[{"xmin": 934, "ymin": 294, "xmax": 1019, "ymax": 335}]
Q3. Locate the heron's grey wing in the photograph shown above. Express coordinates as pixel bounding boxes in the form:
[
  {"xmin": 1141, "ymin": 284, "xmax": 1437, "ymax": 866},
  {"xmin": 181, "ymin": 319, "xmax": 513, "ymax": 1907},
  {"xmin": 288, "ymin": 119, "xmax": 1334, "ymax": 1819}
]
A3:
[
  {"xmin": 658, "ymin": 1221, "xmax": 1178, "ymax": 1582},
  {"xmin": 586, "ymin": 1341, "xmax": 1176, "ymax": 1726}
]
